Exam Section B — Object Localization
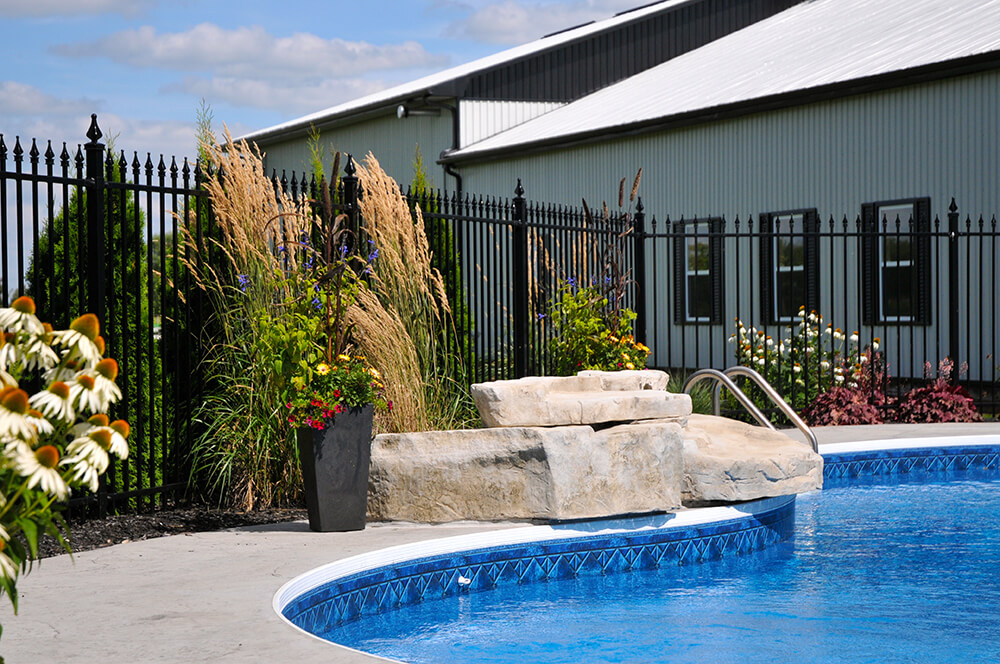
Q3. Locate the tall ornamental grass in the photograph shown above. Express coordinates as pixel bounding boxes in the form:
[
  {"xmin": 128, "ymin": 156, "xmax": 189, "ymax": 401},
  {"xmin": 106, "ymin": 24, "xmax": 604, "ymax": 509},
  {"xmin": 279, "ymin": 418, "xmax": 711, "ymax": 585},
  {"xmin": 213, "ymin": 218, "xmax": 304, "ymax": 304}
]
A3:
[
  {"xmin": 350, "ymin": 154, "xmax": 472, "ymax": 433},
  {"xmin": 181, "ymin": 130, "xmax": 311, "ymax": 510}
]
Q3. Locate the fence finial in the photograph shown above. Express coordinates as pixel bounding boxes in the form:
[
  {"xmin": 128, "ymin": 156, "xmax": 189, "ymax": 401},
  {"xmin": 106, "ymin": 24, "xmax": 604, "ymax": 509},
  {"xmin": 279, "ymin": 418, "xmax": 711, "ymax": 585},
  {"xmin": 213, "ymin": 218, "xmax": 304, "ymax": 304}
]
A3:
[
  {"xmin": 86, "ymin": 114, "xmax": 103, "ymax": 144},
  {"xmin": 514, "ymin": 178, "xmax": 525, "ymax": 198}
]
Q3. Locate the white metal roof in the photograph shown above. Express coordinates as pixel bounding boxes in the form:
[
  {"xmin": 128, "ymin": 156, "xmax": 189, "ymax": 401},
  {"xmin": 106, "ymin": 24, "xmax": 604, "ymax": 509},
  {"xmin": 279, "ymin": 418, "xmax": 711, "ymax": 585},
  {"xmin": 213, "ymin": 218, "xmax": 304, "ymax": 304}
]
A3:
[
  {"xmin": 448, "ymin": 0, "xmax": 1000, "ymax": 159},
  {"xmin": 239, "ymin": 0, "xmax": 689, "ymax": 143}
]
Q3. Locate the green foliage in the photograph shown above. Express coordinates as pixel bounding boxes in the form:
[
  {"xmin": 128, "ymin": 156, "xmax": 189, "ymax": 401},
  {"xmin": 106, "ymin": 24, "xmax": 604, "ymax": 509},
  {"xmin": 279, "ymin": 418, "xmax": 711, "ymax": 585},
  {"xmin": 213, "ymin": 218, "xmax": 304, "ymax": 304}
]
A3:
[
  {"xmin": 548, "ymin": 281, "xmax": 649, "ymax": 375},
  {"xmin": 666, "ymin": 373, "xmax": 715, "ymax": 415}
]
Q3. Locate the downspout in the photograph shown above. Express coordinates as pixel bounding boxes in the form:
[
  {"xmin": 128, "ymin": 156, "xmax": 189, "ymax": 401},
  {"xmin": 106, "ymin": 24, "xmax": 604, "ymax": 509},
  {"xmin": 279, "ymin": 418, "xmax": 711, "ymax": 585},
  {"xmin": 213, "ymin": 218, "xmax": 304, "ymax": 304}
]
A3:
[{"xmin": 398, "ymin": 96, "xmax": 462, "ymax": 200}]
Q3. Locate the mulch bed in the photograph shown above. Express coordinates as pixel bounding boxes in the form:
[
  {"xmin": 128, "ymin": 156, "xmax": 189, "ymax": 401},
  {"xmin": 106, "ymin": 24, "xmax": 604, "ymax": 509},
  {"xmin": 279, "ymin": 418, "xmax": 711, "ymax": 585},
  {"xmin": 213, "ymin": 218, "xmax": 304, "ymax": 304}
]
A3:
[{"xmin": 36, "ymin": 506, "xmax": 308, "ymax": 559}]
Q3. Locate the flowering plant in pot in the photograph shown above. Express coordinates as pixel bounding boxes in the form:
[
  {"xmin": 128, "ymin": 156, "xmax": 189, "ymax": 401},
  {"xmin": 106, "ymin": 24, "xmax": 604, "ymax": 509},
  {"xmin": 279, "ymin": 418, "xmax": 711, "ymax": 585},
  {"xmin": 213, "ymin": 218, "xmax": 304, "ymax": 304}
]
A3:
[
  {"xmin": 282, "ymin": 175, "xmax": 388, "ymax": 532},
  {"xmin": 0, "ymin": 297, "xmax": 128, "ymax": 617}
]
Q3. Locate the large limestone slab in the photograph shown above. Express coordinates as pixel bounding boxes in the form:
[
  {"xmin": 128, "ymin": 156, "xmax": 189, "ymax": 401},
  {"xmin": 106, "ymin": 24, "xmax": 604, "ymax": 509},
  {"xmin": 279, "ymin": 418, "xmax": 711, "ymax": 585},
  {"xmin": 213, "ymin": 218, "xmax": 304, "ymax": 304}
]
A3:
[
  {"xmin": 471, "ymin": 371, "xmax": 691, "ymax": 428},
  {"xmin": 369, "ymin": 422, "xmax": 683, "ymax": 523},
  {"xmin": 682, "ymin": 414, "xmax": 823, "ymax": 505}
]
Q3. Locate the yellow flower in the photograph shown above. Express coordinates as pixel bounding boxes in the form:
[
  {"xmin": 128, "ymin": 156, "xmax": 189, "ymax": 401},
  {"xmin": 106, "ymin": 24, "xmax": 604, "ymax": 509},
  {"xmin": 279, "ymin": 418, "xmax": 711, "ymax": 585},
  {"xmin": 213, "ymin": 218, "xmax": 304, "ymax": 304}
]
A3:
[
  {"xmin": 316, "ymin": 363, "xmax": 330, "ymax": 375},
  {"xmin": 625, "ymin": 362, "xmax": 635, "ymax": 370},
  {"xmin": 368, "ymin": 367, "xmax": 381, "ymax": 380},
  {"xmin": 336, "ymin": 354, "xmax": 351, "ymax": 363}
]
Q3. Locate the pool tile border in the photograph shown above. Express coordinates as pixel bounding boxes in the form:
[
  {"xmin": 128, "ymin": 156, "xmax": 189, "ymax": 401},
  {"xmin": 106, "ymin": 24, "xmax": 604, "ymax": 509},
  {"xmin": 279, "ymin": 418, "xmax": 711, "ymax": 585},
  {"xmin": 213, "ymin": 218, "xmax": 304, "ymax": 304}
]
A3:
[{"xmin": 278, "ymin": 496, "xmax": 795, "ymax": 637}]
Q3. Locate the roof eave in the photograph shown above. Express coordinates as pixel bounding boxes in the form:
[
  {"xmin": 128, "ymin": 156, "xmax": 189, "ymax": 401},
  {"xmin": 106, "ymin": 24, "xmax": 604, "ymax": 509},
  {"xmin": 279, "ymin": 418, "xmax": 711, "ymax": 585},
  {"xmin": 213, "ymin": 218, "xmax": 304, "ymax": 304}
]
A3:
[
  {"xmin": 241, "ymin": 89, "xmax": 461, "ymax": 146},
  {"xmin": 440, "ymin": 49, "xmax": 1000, "ymax": 166}
]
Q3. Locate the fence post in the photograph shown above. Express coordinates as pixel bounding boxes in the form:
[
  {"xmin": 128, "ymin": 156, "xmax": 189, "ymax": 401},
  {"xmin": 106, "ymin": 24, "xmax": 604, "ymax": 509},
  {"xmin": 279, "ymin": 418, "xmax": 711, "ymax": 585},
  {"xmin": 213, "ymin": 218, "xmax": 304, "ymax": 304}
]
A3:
[
  {"xmin": 633, "ymin": 197, "xmax": 647, "ymax": 346},
  {"xmin": 341, "ymin": 154, "xmax": 359, "ymax": 237},
  {"xmin": 948, "ymin": 198, "xmax": 960, "ymax": 384},
  {"xmin": 512, "ymin": 179, "xmax": 529, "ymax": 378},
  {"xmin": 84, "ymin": 115, "xmax": 106, "ymax": 332}
]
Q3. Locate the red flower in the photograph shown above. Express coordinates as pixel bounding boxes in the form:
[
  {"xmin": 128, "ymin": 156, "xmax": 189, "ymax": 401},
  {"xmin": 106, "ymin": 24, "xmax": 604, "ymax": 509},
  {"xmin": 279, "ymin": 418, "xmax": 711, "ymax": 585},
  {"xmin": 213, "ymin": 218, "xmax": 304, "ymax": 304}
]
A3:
[
  {"xmin": 285, "ymin": 402, "xmax": 293, "ymax": 409},
  {"xmin": 332, "ymin": 389, "xmax": 341, "ymax": 399}
]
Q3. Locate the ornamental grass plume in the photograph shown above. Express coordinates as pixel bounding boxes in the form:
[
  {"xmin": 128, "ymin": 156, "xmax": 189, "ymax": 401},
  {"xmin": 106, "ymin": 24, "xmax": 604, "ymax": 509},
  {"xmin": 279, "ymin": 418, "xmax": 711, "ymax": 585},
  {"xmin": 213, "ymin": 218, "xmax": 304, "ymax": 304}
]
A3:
[
  {"xmin": 0, "ymin": 300, "xmax": 127, "ymax": 619},
  {"xmin": 352, "ymin": 154, "xmax": 468, "ymax": 432},
  {"xmin": 180, "ymin": 127, "xmax": 312, "ymax": 510}
]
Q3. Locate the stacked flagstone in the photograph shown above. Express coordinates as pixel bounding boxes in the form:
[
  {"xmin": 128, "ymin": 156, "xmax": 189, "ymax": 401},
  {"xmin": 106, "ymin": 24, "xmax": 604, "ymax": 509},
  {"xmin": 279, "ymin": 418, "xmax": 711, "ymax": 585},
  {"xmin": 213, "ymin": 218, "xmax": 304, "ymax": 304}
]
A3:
[{"xmin": 368, "ymin": 370, "xmax": 822, "ymax": 523}]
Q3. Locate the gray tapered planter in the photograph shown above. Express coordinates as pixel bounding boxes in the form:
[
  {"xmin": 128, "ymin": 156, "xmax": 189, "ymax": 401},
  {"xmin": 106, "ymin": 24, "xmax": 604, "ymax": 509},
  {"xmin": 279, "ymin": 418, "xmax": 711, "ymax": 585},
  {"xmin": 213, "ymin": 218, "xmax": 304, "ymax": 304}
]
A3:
[{"xmin": 296, "ymin": 404, "xmax": 374, "ymax": 532}]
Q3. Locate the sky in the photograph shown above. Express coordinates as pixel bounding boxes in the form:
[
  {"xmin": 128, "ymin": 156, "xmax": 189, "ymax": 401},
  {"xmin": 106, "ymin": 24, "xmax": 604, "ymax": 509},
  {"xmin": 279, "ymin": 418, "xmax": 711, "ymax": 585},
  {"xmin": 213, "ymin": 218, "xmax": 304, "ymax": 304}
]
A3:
[{"xmin": 0, "ymin": 0, "xmax": 640, "ymax": 163}]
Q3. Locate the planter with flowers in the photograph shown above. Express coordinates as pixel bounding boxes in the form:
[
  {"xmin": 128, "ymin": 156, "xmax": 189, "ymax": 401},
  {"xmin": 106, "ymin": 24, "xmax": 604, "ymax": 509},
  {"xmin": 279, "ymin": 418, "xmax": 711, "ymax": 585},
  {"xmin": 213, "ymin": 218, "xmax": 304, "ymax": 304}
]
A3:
[
  {"xmin": 286, "ymin": 352, "xmax": 386, "ymax": 531},
  {"xmin": 280, "ymin": 184, "xmax": 388, "ymax": 532}
]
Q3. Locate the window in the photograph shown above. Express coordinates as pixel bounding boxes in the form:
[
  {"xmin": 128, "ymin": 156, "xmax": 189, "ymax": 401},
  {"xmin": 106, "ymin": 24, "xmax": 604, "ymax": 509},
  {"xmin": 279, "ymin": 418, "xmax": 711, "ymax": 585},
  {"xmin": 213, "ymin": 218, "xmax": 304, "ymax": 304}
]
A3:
[
  {"xmin": 759, "ymin": 209, "xmax": 819, "ymax": 323},
  {"xmin": 861, "ymin": 198, "xmax": 931, "ymax": 325},
  {"xmin": 673, "ymin": 218, "xmax": 723, "ymax": 324}
]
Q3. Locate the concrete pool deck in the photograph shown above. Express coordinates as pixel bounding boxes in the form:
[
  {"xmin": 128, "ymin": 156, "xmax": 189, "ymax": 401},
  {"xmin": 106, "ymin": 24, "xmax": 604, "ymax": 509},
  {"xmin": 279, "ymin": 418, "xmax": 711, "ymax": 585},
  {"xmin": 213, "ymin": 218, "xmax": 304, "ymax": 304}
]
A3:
[{"xmin": 3, "ymin": 422, "xmax": 998, "ymax": 663}]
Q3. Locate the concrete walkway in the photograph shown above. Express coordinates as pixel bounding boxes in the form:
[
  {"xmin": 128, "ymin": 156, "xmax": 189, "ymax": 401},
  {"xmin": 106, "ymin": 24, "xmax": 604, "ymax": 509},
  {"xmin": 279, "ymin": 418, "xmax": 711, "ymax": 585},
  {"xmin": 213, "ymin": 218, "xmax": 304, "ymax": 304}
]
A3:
[{"xmin": 3, "ymin": 422, "xmax": 997, "ymax": 663}]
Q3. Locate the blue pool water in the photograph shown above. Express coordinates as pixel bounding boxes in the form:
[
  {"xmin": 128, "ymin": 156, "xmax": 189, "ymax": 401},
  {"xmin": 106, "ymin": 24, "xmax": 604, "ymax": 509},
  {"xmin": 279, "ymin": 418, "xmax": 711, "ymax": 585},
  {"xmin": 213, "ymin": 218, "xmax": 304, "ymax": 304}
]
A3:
[{"xmin": 326, "ymin": 468, "xmax": 1000, "ymax": 663}]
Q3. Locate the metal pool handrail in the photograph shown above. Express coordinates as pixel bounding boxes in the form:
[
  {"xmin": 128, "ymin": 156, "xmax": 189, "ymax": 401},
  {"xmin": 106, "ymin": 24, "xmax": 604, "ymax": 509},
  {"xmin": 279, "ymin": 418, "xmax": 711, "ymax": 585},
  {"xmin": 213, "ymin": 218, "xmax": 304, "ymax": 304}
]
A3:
[{"xmin": 681, "ymin": 367, "xmax": 819, "ymax": 453}]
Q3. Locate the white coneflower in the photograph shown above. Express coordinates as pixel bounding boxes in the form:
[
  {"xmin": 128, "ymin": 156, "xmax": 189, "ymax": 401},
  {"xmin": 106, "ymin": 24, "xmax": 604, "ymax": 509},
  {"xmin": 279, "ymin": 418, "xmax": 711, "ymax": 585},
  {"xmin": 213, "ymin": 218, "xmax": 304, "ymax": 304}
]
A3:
[
  {"xmin": 30, "ymin": 381, "xmax": 74, "ymax": 423},
  {"xmin": 68, "ymin": 375, "xmax": 106, "ymax": 414},
  {"xmin": 0, "ymin": 388, "xmax": 35, "ymax": 441},
  {"xmin": 62, "ymin": 454, "xmax": 101, "ymax": 492},
  {"xmin": 91, "ymin": 359, "xmax": 122, "ymax": 405},
  {"xmin": 0, "ymin": 539, "xmax": 17, "ymax": 582},
  {"xmin": 10, "ymin": 442, "xmax": 68, "ymax": 500},
  {"xmin": 0, "ymin": 296, "xmax": 44, "ymax": 335},
  {"xmin": 64, "ymin": 431, "xmax": 110, "ymax": 475},
  {"xmin": 18, "ymin": 332, "xmax": 59, "ymax": 372},
  {"xmin": 50, "ymin": 314, "xmax": 102, "ymax": 367},
  {"xmin": 108, "ymin": 420, "xmax": 130, "ymax": 459},
  {"xmin": 26, "ymin": 409, "xmax": 54, "ymax": 436},
  {"xmin": 44, "ymin": 358, "xmax": 84, "ymax": 383},
  {"xmin": 849, "ymin": 331, "xmax": 859, "ymax": 343}
]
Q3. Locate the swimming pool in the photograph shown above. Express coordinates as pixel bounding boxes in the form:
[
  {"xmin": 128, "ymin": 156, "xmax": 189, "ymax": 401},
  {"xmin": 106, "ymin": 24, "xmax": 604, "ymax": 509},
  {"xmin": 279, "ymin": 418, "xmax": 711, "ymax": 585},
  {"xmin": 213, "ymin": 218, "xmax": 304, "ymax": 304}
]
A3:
[{"xmin": 276, "ymin": 436, "xmax": 1000, "ymax": 662}]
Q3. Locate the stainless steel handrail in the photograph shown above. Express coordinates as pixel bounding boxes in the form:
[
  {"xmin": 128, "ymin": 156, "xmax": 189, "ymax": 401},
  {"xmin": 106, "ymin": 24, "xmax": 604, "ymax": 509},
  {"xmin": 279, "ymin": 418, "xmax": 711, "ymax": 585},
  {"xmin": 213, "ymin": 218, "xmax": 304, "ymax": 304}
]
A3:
[{"xmin": 682, "ymin": 367, "xmax": 819, "ymax": 453}]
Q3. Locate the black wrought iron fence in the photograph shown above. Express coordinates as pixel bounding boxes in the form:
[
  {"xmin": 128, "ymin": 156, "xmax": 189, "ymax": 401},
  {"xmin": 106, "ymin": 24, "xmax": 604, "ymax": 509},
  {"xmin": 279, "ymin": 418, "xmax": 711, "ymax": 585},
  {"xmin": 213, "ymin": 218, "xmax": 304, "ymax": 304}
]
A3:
[
  {"xmin": 0, "ymin": 115, "xmax": 207, "ymax": 515},
  {"xmin": 4, "ymin": 115, "xmax": 997, "ymax": 515}
]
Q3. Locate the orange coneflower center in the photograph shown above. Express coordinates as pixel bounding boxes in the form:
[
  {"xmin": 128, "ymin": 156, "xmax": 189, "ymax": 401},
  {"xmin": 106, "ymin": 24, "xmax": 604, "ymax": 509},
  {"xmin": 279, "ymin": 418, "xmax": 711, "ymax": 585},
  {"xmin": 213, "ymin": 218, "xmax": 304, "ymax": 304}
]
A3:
[
  {"xmin": 11, "ymin": 296, "xmax": 36, "ymax": 315},
  {"xmin": 89, "ymin": 429, "xmax": 113, "ymax": 451},
  {"xmin": 69, "ymin": 314, "xmax": 100, "ymax": 341},
  {"xmin": 94, "ymin": 336, "xmax": 105, "ymax": 355},
  {"xmin": 1, "ymin": 388, "xmax": 29, "ymax": 415},
  {"xmin": 49, "ymin": 381, "xmax": 70, "ymax": 400},
  {"xmin": 88, "ymin": 413, "xmax": 110, "ymax": 427},
  {"xmin": 110, "ymin": 419, "xmax": 130, "ymax": 439},
  {"xmin": 35, "ymin": 445, "xmax": 59, "ymax": 469},
  {"xmin": 77, "ymin": 375, "xmax": 96, "ymax": 391},
  {"xmin": 95, "ymin": 358, "xmax": 118, "ymax": 381}
]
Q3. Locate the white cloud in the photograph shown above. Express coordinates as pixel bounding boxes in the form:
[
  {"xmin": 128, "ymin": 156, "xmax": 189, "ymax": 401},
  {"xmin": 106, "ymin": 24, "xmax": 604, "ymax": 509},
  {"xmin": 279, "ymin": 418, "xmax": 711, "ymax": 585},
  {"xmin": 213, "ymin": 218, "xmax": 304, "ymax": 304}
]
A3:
[
  {"xmin": 166, "ymin": 76, "xmax": 391, "ymax": 115},
  {"xmin": 54, "ymin": 23, "xmax": 450, "ymax": 80},
  {"xmin": 447, "ymin": 0, "xmax": 638, "ymax": 44},
  {"xmin": 0, "ymin": 0, "xmax": 152, "ymax": 17},
  {"xmin": 0, "ymin": 81, "xmax": 97, "ymax": 117}
]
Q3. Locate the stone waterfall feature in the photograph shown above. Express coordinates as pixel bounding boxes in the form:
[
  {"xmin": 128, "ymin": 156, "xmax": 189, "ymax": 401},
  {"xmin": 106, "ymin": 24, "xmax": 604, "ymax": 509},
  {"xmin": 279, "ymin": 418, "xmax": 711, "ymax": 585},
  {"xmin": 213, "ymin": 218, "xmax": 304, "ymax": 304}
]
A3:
[{"xmin": 368, "ymin": 370, "xmax": 823, "ymax": 523}]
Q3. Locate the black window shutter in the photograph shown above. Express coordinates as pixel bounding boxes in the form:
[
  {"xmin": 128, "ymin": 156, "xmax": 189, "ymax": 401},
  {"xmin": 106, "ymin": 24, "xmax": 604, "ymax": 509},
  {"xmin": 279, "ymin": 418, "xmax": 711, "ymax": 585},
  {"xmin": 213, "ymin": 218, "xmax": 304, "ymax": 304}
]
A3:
[
  {"xmin": 860, "ymin": 203, "xmax": 878, "ymax": 325},
  {"xmin": 710, "ymin": 217, "xmax": 724, "ymax": 324},
  {"xmin": 914, "ymin": 197, "xmax": 932, "ymax": 324},
  {"xmin": 758, "ymin": 213, "xmax": 774, "ymax": 323},
  {"xmin": 804, "ymin": 210, "xmax": 820, "ymax": 314},
  {"xmin": 672, "ymin": 221, "xmax": 685, "ymax": 323}
]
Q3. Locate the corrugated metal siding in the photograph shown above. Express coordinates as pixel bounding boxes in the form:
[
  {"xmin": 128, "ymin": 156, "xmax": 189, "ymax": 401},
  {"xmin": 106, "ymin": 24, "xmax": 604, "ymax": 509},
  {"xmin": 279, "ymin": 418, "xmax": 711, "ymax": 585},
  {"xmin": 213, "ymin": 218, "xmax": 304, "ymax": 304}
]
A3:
[
  {"xmin": 457, "ymin": 71, "xmax": 1000, "ymax": 378},
  {"xmin": 460, "ymin": 0, "xmax": 800, "ymax": 101},
  {"xmin": 452, "ymin": 0, "xmax": 1000, "ymax": 157},
  {"xmin": 459, "ymin": 100, "xmax": 565, "ymax": 148},
  {"xmin": 259, "ymin": 113, "xmax": 454, "ymax": 190}
]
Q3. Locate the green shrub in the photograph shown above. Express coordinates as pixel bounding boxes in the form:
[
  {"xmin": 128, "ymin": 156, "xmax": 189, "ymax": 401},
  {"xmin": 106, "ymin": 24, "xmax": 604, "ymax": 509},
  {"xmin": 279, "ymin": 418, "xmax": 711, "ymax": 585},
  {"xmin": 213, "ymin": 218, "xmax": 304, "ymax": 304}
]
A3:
[{"xmin": 548, "ymin": 280, "xmax": 649, "ymax": 375}]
